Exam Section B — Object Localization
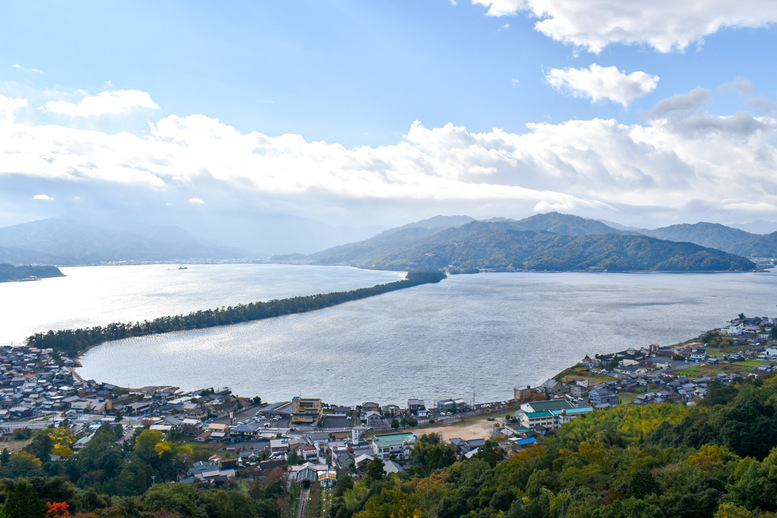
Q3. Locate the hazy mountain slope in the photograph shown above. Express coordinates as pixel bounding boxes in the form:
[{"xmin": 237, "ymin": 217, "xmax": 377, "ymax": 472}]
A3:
[
  {"xmin": 643, "ymin": 222, "xmax": 754, "ymax": 251},
  {"xmin": 734, "ymin": 232, "xmax": 777, "ymax": 257},
  {"xmin": 379, "ymin": 215, "xmax": 475, "ymax": 235},
  {"xmin": 510, "ymin": 212, "xmax": 626, "ymax": 236},
  {"xmin": 303, "ymin": 227, "xmax": 449, "ymax": 265},
  {"xmin": 0, "ymin": 245, "xmax": 67, "ymax": 266},
  {"xmin": 641, "ymin": 222, "xmax": 777, "ymax": 256},
  {"xmin": 0, "ymin": 219, "xmax": 243, "ymax": 265},
  {"xmin": 297, "ymin": 215, "xmax": 475, "ymax": 265}
]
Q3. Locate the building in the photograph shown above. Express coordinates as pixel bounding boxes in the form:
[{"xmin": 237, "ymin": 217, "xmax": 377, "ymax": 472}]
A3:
[
  {"xmin": 436, "ymin": 398, "xmax": 471, "ymax": 414},
  {"xmin": 513, "ymin": 406, "xmax": 593, "ymax": 430},
  {"xmin": 291, "ymin": 397, "xmax": 322, "ymax": 425},
  {"xmin": 371, "ymin": 432, "xmax": 417, "ymax": 460},
  {"xmin": 407, "ymin": 399, "xmax": 425, "ymax": 413},
  {"xmin": 513, "ymin": 386, "xmax": 533, "ymax": 402},
  {"xmin": 519, "ymin": 399, "xmax": 574, "ymax": 414},
  {"xmin": 588, "ymin": 387, "xmax": 619, "ymax": 408}
]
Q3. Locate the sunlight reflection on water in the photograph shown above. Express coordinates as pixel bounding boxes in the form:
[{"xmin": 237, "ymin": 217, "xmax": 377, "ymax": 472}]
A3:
[{"xmin": 71, "ymin": 268, "xmax": 777, "ymax": 405}]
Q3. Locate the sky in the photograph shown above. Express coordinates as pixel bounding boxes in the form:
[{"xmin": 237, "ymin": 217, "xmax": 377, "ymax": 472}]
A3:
[{"xmin": 2, "ymin": 0, "xmax": 777, "ymax": 243}]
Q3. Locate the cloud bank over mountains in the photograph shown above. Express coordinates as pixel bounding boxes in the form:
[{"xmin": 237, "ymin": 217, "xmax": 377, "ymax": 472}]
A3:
[
  {"xmin": 1, "ymin": 0, "xmax": 776, "ymax": 238},
  {"xmin": 1, "ymin": 83, "xmax": 775, "ymax": 229}
]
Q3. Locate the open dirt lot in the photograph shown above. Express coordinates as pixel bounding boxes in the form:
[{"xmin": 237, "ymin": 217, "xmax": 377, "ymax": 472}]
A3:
[{"xmin": 418, "ymin": 418, "xmax": 503, "ymax": 441}]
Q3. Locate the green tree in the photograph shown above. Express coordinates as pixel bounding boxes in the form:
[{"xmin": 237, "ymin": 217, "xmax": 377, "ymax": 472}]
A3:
[
  {"xmin": 143, "ymin": 483, "xmax": 203, "ymax": 517},
  {"xmin": 409, "ymin": 434, "xmax": 457, "ymax": 475},
  {"xmin": 366, "ymin": 458, "xmax": 385, "ymax": 482},
  {"xmin": 3, "ymin": 480, "xmax": 46, "ymax": 518}
]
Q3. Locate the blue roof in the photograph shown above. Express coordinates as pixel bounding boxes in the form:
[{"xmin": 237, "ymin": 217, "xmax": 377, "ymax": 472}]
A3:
[{"xmin": 514, "ymin": 437, "xmax": 537, "ymax": 446}]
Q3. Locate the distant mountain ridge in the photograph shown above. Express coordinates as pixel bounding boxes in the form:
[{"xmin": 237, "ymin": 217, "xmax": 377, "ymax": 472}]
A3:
[
  {"xmin": 0, "ymin": 219, "xmax": 245, "ymax": 266},
  {"xmin": 2, "ymin": 212, "xmax": 773, "ymax": 268},
  {"xmin": 642, "ymin": 222, "xmax": 777, "ymax": 257},
  {"xmin": 505, "ymin": 212, "xmax": 629, "ymax": 236},
  {"xmin": 281, "ymin": 213, "xmax": 756, "ymax": 272}
]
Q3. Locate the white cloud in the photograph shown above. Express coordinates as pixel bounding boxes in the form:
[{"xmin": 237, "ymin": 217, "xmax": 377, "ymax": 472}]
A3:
[
  {"xmin": 471, "ymin": 0, "xmax": 525, "ymax": 17},
  {"xmin": 41, "ymin": 89, "xmax": 159, "ymax": 117},
  {"xmin": 0, "ymin": 94, "xmax": 28, "ymax": 124},
  {"xmin": 2, "ymin": 87, "xmax": 777, "ymax": 228},
  {"xmin": 472, "ymin": 0, "xmax": 777, "ymax": 53},
  {"xmin": 546, "ymin": 64, "xmax": 659, "ymax": 106},
  {"xmin": 719, "ymin": 79, "xmax": 755, "ymax": 95},
  {"xmin": 11, "ymin": 64, "xmax": 43, "ymax": 73},
  {"xmin": 33, "ymin": 194, "xmax": 53, "ymax": 201},
  {"xmin": 649, "ymin": 88, "xmax": 710, "ymax": 118}
]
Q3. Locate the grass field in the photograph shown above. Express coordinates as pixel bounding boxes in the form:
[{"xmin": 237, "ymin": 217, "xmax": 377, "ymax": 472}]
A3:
[
  {"xmin": 618, "ymin": 391, "xmax": 644, "ymax": 405},
  {"xmin": 706, "ymin": 346, "xmax": 750, "ymax": 356},
  {"xmin": 674, "ymin": 360, "xmax": 771, "ymax": 377},
  {"xmin": 0, "ymin": 438, "xmax": 32, "ymax": 453},
  {"xmin": 556, "ymin": 364, "xmax": 617, "ymax": 385},
  {"xmin": 734, "ymin": 359, "xmax": 772, "ymax": 367}
]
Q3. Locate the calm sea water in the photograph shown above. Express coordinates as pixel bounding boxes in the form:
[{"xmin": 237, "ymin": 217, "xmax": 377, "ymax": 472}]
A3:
[
  {"xmin": 67, "ymin": 267, "xmax": 777, "ymax": 406},
  {"xmin": 0, "ymin": 264, "xmax": 404, "ymax": 346}
]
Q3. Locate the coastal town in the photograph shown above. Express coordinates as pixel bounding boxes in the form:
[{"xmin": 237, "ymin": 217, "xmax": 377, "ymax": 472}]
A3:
[{"xmin": 0, "ymin": 312, "xmax": 775, "ymax": 495}]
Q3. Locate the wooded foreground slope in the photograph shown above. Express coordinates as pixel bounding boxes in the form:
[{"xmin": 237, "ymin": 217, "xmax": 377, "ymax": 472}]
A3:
[{"xmin": 334, "ymin": 377, "xmax": 777, "ymax": 518}]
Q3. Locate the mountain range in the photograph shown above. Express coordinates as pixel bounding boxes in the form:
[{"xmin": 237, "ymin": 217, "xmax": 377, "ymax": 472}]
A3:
[
  {"xmin": 0, "ymin": 219, "xmax": 242, "ymax": 266},
  {"xmin": 0, "ymin": 212, "xmax": 774, "ymax": 270},
  {"xmin": 285, "ymin": 214, "xmax": 756, "ymax": 272}
]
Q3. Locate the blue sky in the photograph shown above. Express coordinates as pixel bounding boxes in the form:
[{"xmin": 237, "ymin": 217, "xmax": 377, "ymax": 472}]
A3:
[{"xmin": 2, "ymin": 0, "xmax": 777, "ymax": 242}]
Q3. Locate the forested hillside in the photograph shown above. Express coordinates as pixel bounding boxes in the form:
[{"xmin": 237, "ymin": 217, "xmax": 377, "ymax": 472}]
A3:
[
  {"xmin": 332, "ymin": 377, "xmax": 777, "ymax": 518},
  {"xmin": 0, "ymin": 263, "xmax": 64, "ymax": 283},
  {"xmin": 358, "ymin": 225, "xmax": 755, "ymax": 272},
  {"xmin": 291, "ymin": 214, "xmax": 756, "ymax": 272},
  {"xmin": 0, "ymin": 362, "xmax": 775, "ymax": 516}
]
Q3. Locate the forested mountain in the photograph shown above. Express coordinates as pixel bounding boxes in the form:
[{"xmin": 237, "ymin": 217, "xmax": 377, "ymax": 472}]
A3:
[
  {"xmin": 294, "ymin": 213, "xmax": 624, "ymax": 267},
  {"xmin": 0, "ymin": 219, "xmax": 243, "ymax": 265},
  {"xmin": 642, "ymin": 222, "xmax": 777, "ymax": 257},
  {"xmin": 642, "ymin": 222, "xmax": 753, "ymax": 250},
  {"xmin": 367, "ymin": 225, "xmax": 753, "ymax": 272},
  {"xmin": 735, "ymin": 232, "xmax": 777, "ymax": 256},
  {"xmin": 289, "ymin": 215, "xmax": 755, "ymax": 272}
]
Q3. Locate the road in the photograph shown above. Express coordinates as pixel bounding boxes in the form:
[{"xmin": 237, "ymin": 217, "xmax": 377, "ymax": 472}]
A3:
[{"xmin": 297, "ymin": 486, "xmax": 310, "ymax": 518}]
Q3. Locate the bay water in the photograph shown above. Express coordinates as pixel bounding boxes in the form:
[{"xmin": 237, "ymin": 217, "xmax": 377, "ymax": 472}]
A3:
[{"xmin": 4, "ymin": 264, "xmax": 777, "ymax": 406}]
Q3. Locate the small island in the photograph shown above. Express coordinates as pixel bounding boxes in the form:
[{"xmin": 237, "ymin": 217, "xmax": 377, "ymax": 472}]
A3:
[{"xmin": 0, "ymin": 263, "xmax": 64, "ymax": 283}]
